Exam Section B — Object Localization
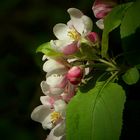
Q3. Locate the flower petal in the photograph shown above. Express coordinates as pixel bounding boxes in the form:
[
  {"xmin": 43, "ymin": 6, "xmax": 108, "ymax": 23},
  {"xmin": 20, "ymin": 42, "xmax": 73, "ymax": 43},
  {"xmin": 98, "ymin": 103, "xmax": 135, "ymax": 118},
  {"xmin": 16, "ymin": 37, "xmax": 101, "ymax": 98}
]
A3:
[
  {"xmin": 53, "ymin": 121, "xmax": 65, "ymax": 137},
  {"xmin": 53, "ymin": 23, "xmax": 70, "ymax": 40},
  {"xmin": 62, "ymin": 42, "xmax": 79, "ymax": 55},
  {"xmin": 54, "ymin": 100, "xmax": 67, "ymax": 116},
  {"xmin": 46, "ymin": 74, "xmax": 67, "ymax": 88},
  {"xmin": 31, "ymin": 105, "xmax": 51, "ymax": 123},
  {"xmin": 40, "ymin": 96, "xmax": 55, "ymax": 107},
  {"xmin": 67, "ymin": 8, "xmax": 84, "ymax": 34},
  {"xmin": 49, "ymin": 87, "xmax": 64, "ymax": 95},
  {"xmin": 43, "ymin": 59, "xmax": 67, "ymax": 73},
  {"xmin": 46, "ymin": 127, "xmax": 65, "ymax": 140},
  {"xmin": 42, "ymin": 114, "xmax": 54, "ymax": 129},
  {"xmin": 40, "ymin": 81, "xmax": 50, "ymax": 95},
  {"xmin": 67, "ymin": 8, "xmax": 83, "ymax": 19},
  {"xmin": 81, "ymin": 15, "xmax": 93, "ymax": 33},
  {"xmin": 96, "ymin": 18, "xmax": 104, "ymax": 29}
]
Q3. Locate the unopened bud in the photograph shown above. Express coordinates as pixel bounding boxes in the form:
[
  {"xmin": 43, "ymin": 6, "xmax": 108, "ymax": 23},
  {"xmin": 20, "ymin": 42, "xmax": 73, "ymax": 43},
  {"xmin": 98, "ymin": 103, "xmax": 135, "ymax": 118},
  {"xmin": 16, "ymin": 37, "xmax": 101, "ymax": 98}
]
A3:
[
  {"xmin": 86, "ymin": 32, "xmax": 99, "ymax": 43},
  {"xmin": 92, "ymin": 0, "xmax": 117, "ymax": 19},
  {"xmin": 67, "ymin": 66, "xmax": 83, "ymax": 85}
]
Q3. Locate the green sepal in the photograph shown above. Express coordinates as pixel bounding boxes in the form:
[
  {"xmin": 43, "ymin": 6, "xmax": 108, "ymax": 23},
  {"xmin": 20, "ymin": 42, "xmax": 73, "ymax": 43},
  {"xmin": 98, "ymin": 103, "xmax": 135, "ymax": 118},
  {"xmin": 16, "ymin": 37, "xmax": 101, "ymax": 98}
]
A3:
[{"xmin": 36, "ymin": 42, "xmax": 62, "ymax": 57}]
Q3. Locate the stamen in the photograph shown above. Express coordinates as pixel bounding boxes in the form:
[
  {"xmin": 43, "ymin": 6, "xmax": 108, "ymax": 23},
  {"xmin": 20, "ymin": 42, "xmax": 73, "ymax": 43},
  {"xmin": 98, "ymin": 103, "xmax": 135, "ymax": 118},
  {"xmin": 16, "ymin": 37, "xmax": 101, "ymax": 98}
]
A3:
[
  {"xmin": 68, "ymin": 28, "xmax": 81, "ymax": 40},
  {"xmin": 51, "ymin": 111, "xmax": 61, "ymax": 124}
]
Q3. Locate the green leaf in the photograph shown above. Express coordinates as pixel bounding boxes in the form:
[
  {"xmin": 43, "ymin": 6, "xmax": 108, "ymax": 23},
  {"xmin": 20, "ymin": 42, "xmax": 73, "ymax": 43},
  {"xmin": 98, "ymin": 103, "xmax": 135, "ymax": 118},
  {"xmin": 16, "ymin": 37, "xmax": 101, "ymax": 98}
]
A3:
[
  {"xmin": 120, "ymin": 1, "xmax": 140, "ymax": 65},
  {"xmin": 66, "ymin": 82, "xmax": 126, "ymax": 140},
  {"xmin": 122, "ymin": 67, "xmax": 139, "ymax": 85},
  {"xmin": 36, "ymin": 42, "xmax": 62, "ymax": 57},
  {"xmin": 101, "ymin": 2, "xmax": 133, "ymax": 58}
]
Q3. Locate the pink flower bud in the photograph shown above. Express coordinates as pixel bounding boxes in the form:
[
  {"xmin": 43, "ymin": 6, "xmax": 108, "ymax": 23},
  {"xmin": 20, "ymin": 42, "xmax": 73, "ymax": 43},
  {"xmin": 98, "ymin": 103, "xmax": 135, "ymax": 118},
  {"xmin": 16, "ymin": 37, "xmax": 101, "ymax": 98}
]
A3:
[
  {"xmin": 67, "ymin": 66, "xmax": 83, "ymax": 85},
  {"xmin": 62, "ymin": 42, "xmax": 79, "ymax": 55},
  {"xmin": 86, "ymin": 32, "xmax": 99, "ymax": 43},
  {"xmin": 92, "ymin": 0, "xmax": 117, "ymax": 19}
]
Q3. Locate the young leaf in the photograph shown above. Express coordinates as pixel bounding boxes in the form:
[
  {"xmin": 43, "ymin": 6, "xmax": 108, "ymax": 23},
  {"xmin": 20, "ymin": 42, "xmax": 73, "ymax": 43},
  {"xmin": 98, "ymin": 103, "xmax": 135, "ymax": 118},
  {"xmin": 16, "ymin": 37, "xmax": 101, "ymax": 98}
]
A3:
[
  {"xmin": 122, "ymin": 67, "xmax": 139, "ymax": 85},
  {"xmin": 36, "ymin": 42, "xmax": 62, "ymax": 57},
  {"xmin": 101, "ymin": 2, "xmax": 133, "ymax": 58},
  {"xmin": 66, "ymin": 82, "xmax": 126, "ymax": 140},
  {"xmin": 120, "ymin": 1, "xmax": 140, "ymax": 65}
]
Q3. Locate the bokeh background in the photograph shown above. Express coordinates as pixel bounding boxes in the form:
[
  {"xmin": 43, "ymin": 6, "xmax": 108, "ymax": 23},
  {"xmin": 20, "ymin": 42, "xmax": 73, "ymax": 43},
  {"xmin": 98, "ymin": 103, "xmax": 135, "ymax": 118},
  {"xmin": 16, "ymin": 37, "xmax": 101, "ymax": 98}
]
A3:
[{"xmin": 0, "ymin": 0, "xmax": 139, "ymax": 140}]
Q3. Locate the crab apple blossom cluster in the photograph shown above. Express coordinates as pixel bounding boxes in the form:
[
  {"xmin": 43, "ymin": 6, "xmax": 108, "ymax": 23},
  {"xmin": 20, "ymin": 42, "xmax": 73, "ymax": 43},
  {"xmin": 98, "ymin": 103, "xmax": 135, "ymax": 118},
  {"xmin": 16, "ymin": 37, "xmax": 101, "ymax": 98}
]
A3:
[
  {"xmin": 31, "ymin": 57, "xmax": 84, "ymax": 140},
  {"xmin": 31, "ymin": 5, "xmax": 104, "ymax": 140}
]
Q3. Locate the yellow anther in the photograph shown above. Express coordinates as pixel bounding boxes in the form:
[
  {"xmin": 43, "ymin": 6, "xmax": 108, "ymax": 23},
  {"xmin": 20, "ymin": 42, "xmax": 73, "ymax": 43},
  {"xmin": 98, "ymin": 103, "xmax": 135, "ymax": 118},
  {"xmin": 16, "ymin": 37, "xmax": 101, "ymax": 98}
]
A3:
[
  {"xmin": 68, "ymin": 28, "xmax": 81, "ymax": 40},
  {"xmin": 51, "ymin": 111, "xmax": 61, "ymax": 124}
]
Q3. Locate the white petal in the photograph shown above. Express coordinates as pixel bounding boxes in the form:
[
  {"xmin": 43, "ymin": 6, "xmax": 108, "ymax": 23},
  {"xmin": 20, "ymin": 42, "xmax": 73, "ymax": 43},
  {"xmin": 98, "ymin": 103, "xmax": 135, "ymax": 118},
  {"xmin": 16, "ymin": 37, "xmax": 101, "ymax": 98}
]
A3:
[
  {"xmin": 53, "ymin": 23, "xmax": 70, "ymax": 40},
  {"xmin": 96, "ymin": 19, "xmax": 104, "ymax": 29},
  {"xmin": 40, "ymin": 81, "xmax": 50, "ymax": 95},
  {"xmin": 42, "ymin": 55, "xmax": 48, "ymax": 61},
  {"xmin": 67, "ymin": 8, "xmax": 83, "ymax": 19},
  {"xmin": 54, "ymin": 100, "xmax": 67, "ymax": 115},
  {"xmin": 42, "ymin": 114, "xmax": 54, "ymax": 129},
  {"xmin": 46, "ymin": 74, "xmax": 66, "ymax": 88},
  {"xmin": 50, "ymin": 87, "xmax": 64, "ymax": 95},
  {"xmin": 54, "ymin": 121, "xmax": 65, "ymax": 137},
  {"xmin": 40, "ymin": 96, "xmax": 55, "ymax": 107},
  {"xmin": 31, "ymin": 105, "xmax": 51, "ymax": 123},
  {"xmin": 43, "ymin": 59, "xmax": 66, "ymax": 73},
  {"xmin": 67, "ymin": 8, "xmax": 84, "ymax": 34},
  {"xmin": 69, "ymin": 18, "xmax": 84, "ymax": 35},
  {"xmin": 46, "ymin": 122, "xmax": 65, "ymax": 140},
  {"xmin": 81, "ymin": 15, "xmax": 93, "ymax": 33}
]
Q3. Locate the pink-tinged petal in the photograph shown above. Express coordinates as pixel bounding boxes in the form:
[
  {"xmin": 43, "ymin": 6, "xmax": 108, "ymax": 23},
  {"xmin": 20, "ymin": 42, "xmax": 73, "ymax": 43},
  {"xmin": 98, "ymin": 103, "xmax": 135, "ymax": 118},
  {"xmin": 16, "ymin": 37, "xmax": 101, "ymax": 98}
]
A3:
[
  {"xmin": 86, "ymin": 32, "xmax": 99, "ymax": 43},
  {"xmin": 43, "ymin": 59, "xmax": 67, "ymax": 73},
  {"xmin": 51, "ymin": 39, "xmax": 74, "ymax": 53},
  {"xmin": 96, "ymin": 19, "xmax": 104, "ymax": 29},
  {"xmin": 53, "ymin": 23, "xmax": 70, "ymax": 40},
  {"xmin": 62, "ymin": 83, "xmax": 77, "ymax": 102},
  {"xmin": 62, "ymin": 42, "xmax": 79, "ymax": 55},
  {"xmin": 31, "ymin": 105, "xmax": 51, "ymax": 123},
  {"xmin": 81, "ymin": 15, "xmax": 93, "ymax": 33},
  {"xmin": 40, "ymin": 96, "xmax": 55, "ymax": 108}
]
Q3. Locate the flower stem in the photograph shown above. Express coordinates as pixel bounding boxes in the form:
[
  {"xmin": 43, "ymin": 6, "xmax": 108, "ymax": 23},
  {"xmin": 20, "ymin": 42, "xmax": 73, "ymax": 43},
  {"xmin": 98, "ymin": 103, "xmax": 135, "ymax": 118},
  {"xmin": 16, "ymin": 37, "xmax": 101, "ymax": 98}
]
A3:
[{"xmin": 98, "ymin": 58, "xmax": 117, "ymax": 69}]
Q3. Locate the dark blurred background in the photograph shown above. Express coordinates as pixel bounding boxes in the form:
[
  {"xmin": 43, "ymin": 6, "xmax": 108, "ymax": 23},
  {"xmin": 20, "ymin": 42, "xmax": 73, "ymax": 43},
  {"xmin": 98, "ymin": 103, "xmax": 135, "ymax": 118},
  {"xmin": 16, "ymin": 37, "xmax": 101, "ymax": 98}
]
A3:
[
  {"xmin": 0, "ymin": 0, "xmax": 139, "ymax": 140},
  {"xmin": 0, "ymin": 0, "xmax": 94, "ymax": 139}
]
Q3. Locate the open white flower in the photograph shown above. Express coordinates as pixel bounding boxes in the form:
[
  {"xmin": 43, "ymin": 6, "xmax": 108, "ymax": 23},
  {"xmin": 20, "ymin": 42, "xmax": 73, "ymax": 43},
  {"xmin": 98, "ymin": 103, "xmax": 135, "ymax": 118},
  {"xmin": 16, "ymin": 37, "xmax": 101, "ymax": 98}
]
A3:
[
  {"xmin": 41, "ymin": 58, "xmax": 69, "ymax": 96},
  {"xmin": 41, "ymin": 74, "xmax": 68, "ymax": 96},
  {"xmin": 51, "ymin": 8, "xmax": 93, "ymax": 55},
  {"xmin": 31, "ymin": 99, "xmax": 67, "ymax": 130}
]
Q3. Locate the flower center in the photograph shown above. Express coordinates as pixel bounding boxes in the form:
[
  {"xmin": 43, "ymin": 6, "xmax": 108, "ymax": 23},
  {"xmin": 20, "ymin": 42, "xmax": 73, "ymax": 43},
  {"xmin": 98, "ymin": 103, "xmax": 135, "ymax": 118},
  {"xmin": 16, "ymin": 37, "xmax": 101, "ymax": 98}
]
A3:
[
  {"xmin": 68, "ymin": 28, "xmax": 81, "ymax": 40},
  {"xmin": 51, "ymin": 111, "xmax": 61, "ymax": 124}
]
